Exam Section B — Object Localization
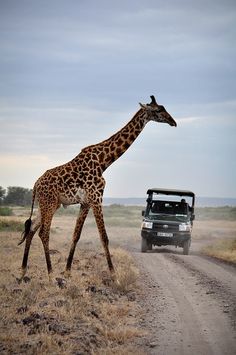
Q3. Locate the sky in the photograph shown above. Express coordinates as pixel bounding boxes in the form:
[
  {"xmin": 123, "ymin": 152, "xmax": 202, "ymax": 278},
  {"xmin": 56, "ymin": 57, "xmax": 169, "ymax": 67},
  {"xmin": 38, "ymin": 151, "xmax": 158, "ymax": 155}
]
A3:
[{"xmin": 0, "ymin": 0, "xmax": 236, "ymax": 198}]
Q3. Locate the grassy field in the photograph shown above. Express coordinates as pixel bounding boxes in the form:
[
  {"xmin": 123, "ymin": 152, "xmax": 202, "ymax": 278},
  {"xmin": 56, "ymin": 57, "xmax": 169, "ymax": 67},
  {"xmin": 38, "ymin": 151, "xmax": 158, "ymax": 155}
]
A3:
[
  {"xmin": 202, "ymin": 238, "xmax": 236, "ymax": 263},
  {"xmin": 195, "ymin": 206, "xmax": 236, "ymax": 221},
  {"xmin": 193, "ymin": 207, "xmax": 236, "ymax": 262},
  {"xmin": 0, "ymin": 204, "xmax": 235, "ymax": 354},
  {"xmin": 0, "ymin": 206, "xmax": 144, "ymax": 354}
]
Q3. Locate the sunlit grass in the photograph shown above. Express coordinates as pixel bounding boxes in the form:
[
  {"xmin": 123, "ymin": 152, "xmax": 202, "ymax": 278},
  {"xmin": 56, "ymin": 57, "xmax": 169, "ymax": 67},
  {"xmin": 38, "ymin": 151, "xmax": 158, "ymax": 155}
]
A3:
[{"xmin": 202, "ymin": 238, "xmax": 236, "ymax": 264}]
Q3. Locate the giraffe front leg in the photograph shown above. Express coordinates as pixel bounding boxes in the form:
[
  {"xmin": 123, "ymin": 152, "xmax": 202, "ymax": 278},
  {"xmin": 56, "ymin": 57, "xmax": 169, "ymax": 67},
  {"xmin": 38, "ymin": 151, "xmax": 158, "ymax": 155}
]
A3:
[
  {"xmin": 65, "ymin": 204, "xmax": 90, "ymax": 276},
  {"xmin": 92, "ymin": 204, "xmax": 114, "ymax": 273},
  {"xmin": 39, "ymin": 225, "xmax": 53, "ymax": 280}
]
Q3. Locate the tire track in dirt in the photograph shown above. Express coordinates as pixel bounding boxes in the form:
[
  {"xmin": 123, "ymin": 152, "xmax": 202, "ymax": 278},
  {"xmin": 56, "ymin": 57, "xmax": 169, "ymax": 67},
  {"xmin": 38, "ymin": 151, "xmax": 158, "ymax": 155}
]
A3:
[
  {"xmin": 165, "ymin": 253, "xmax": 236, "ymax": 327},
  {"xmin": 133, "ymin": 251, "xmax": 236, "ymax": 355}
]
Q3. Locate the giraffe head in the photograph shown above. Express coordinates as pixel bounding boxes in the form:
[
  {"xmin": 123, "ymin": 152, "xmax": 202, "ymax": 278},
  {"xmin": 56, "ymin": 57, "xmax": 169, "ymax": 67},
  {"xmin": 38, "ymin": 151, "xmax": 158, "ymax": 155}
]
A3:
[{"xmin": 139, "ymin": 95, "xmax": 177, "ymax": 127}]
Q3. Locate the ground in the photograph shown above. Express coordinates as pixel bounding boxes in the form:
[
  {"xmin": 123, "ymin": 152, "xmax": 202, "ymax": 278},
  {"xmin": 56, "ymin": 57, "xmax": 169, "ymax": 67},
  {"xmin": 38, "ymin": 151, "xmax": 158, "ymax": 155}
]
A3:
[{"xmin": 0, "ymin": 205, "xmax": 236, "ymax": 354}]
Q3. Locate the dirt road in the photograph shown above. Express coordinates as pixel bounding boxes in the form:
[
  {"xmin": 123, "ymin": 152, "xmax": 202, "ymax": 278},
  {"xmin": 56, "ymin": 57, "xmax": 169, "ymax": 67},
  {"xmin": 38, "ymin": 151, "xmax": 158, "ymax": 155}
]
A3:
[{"xmin": 132, "ymin": 245, "xmax": 236, "ymax": 355}]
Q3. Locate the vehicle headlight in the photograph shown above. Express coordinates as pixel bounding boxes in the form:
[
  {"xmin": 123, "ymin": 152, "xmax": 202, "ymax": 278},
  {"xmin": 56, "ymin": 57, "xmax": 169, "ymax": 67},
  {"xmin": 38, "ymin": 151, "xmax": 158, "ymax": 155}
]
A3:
[
  {"xmin": 179, "ymin": 223, "xmax": 191, "ymax": 232},
  {"xmin": 142, "ymin": 221, "xmax": 153, "ymax": 229}
]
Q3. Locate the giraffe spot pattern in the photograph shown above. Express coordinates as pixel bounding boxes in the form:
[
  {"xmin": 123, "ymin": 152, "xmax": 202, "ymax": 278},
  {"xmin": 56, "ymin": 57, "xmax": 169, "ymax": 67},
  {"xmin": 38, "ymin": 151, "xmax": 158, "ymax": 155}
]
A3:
[{"xmin": 20, "ymin": 99, "xmax": 175, "ymax": 276}]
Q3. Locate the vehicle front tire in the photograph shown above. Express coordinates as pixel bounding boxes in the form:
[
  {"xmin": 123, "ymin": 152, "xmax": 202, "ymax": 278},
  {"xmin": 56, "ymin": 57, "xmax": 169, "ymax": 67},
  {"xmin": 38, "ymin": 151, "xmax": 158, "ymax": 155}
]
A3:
[
  {"xmin": 147, "ymin": 242, "xmax": 152, "ymax": 251},
  {"xmin": 141, "ymin": 237, "xmax": 148, "ymax": 252},
  {"xmin": 183, "ymin": 239, "xmax": 191, "ymax": 255}
]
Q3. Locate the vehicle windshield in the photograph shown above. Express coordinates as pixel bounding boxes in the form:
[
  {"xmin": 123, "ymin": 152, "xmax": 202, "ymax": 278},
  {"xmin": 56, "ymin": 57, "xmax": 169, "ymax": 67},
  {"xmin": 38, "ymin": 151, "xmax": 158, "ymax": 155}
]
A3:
[{"xmin": 147, "ymin": 200, "xmax": 191, "ymax": 222}]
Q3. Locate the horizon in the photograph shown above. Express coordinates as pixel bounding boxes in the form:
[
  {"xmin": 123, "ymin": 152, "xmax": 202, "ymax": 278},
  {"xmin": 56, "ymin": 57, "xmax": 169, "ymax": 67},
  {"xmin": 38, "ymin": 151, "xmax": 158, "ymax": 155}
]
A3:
[{"xmin": 1, "ymin": 184, "xmax": 236, "ymax": 201}]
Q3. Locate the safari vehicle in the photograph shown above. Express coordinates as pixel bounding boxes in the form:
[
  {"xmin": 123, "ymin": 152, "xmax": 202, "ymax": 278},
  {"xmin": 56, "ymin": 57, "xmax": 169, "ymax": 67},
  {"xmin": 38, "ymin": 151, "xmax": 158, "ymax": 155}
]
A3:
[{"xmin": 141, "ymin": 188, "xmax": 195, "ymax": 255}]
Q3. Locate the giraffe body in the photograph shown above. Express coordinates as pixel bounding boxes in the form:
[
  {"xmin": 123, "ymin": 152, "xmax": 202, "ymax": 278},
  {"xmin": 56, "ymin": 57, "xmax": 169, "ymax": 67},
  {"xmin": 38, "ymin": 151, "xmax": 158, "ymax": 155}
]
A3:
[{"xmin": 19, "ymin": 96, "xmax": 176, "ymax": 278}]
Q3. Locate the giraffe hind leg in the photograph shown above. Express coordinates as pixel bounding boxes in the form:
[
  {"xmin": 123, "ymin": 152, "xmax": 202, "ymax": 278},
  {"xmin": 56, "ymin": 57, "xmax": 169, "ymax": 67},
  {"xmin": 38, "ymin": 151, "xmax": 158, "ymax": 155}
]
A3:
[
  {"xmin": 20, "ymin": 216, "xmax": 41, "ymax": 279},
  {"xmin": 65, "ymin": 204, "xmax": 90, "ymax": 276}
]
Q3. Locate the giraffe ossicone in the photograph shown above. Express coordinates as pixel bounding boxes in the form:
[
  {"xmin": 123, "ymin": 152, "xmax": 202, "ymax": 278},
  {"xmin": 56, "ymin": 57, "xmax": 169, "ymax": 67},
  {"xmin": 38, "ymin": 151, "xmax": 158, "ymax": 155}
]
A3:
[{"xmin": 19, "ymin": 95, "xmax": 176, "ymax": 278}]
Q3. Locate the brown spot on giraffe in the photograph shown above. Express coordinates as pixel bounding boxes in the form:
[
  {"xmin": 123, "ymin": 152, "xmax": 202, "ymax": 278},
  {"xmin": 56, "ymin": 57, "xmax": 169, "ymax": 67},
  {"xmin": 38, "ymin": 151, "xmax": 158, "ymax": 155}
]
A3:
[{"xmin": 18, "ymin": 95, "xmax": 176, "ymax": 279}]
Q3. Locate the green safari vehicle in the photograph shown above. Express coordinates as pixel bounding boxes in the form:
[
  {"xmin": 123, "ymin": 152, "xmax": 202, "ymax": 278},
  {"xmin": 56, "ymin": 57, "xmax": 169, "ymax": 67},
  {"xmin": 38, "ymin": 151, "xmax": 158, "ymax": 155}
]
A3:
[{"xmin": 141, "ymin": 188, "xmax": 195, "ymax": 255}]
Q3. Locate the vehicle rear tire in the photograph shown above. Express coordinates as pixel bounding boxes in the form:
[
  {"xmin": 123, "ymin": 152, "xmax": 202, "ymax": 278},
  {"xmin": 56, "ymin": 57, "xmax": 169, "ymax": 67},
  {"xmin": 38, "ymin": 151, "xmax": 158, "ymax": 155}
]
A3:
[
  {"xmin": 183, "ymin": 239, "xmax": 191, "ymax": 255},
  {"xmin": 141, "ymin": 237, "xmax": 148, "ymax": 252},
  {"xmin": 147, "ymin": 242, "xmax": 152, "ymax": 251}
]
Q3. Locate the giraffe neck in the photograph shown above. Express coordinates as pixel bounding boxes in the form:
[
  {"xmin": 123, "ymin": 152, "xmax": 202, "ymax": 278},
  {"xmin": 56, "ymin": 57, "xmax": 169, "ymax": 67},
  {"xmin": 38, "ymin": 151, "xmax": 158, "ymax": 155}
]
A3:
[{"xmin": 89, "ymin": 108, "xmax": 147, "ymax": 172}]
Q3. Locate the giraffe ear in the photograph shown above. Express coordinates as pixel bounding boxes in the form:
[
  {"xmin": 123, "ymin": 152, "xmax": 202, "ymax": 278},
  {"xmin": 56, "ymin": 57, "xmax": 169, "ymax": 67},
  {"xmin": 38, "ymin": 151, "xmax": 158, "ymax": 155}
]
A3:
[{"xmin": 139, "ymin": 103, "xmax": 147, "ymax": 109}]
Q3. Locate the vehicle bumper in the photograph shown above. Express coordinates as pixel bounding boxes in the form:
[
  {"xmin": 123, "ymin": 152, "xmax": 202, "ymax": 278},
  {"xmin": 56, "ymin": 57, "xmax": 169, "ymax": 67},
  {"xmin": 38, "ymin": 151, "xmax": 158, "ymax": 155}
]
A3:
[{"xmin": 141, "ymin": 229, "xmax": 191, "ymax": 247}]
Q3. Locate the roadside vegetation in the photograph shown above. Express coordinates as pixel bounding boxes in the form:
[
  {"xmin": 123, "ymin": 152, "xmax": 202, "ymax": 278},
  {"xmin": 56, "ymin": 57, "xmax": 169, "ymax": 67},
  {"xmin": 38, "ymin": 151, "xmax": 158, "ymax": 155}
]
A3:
[
  {"xmin": 202, "ymin": 238, "xmax": 236, "ymax": 264},
  {"xmin": 194, "ymin": 207, "xmax": 236, "ymax": 264},
  {"xmin": 195, "ymin": 206, "xmax": 236, "ymax": 221}
]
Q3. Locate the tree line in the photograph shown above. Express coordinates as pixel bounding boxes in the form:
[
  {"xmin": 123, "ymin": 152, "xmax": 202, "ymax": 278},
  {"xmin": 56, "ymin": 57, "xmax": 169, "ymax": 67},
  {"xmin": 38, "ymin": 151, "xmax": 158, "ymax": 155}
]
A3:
[{"xmin": 0, "ymin": 186, "xmax": 33, "ymax": 206}]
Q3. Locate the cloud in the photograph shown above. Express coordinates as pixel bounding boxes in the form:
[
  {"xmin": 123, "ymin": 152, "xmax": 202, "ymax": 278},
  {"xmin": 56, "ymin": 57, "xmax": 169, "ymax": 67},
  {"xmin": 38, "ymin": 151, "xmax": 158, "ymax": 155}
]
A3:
[
  {"xmin": 176, "ymin": 116, "xmax": 203, "ymax": 124},
  {"xmin": 0, "ymin": 102, "xmax": 133, "ymax": 158}
]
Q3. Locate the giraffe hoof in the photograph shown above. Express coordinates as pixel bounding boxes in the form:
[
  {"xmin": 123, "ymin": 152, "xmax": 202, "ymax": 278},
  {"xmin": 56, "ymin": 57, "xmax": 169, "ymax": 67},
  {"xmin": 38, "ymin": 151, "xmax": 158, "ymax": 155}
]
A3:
[{"xmin": 16, "ymin": 277, "xmax": 23, "ymax": 284}]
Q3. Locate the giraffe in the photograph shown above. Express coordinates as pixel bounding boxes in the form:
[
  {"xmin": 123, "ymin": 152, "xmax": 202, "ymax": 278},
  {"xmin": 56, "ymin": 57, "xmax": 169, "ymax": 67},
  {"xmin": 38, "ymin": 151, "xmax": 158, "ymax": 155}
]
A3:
[{"xmin": 19, "ymin": 95, "xmax": 176, "ymax": 279}]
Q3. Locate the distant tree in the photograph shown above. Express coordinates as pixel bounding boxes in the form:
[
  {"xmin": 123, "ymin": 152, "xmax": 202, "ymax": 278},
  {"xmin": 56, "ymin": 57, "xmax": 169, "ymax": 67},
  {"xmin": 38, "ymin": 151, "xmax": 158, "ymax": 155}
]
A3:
[
  {"xmin": 23, "ymin": 188, "xmax": 33, "ymax": 206},
  {"xmin": 0, "ymin": 186, "xmax": 6, "ymax": 205},
  {"xmin": 4, "ymin": 186, "xmax": 33, "ymax": 206}
]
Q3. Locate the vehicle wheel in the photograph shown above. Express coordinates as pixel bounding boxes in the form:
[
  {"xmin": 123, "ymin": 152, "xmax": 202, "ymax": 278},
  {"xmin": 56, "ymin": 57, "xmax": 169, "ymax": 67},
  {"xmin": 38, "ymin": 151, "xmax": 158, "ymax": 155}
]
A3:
[
  {"xmin": 183, "ymin": 239, "xmax": 191, "ymax": 255},
  {"xmin": 141, "ymin": 237, "xmax": 148, "ymax": 252},
  {"xmin": 147, "ymin": 242, "xmax": 152, "ymax": 251}
]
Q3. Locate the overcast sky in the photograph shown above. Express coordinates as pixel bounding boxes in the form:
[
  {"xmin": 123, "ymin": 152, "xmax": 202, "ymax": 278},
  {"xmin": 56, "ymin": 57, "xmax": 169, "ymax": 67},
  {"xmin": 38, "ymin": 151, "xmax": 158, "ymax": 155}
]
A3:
[{"xmin": 0, "ymin": 0, "xmax": 236, "ymax": 198}]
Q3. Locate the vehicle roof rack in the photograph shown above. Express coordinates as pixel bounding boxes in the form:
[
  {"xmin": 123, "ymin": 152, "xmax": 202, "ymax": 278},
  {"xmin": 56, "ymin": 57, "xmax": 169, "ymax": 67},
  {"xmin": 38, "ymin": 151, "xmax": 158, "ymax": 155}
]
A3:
[{"xmin": 147, "ymin": 188, "xmax": 195, "ymax": 198}]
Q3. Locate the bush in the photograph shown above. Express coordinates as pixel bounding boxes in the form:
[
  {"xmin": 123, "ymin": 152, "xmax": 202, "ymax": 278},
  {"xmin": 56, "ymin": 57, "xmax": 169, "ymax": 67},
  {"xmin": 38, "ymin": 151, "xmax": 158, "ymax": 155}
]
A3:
[
  {"xmin": 0, "ymin": 207, "xmax": 13, "ymax": 216},
  {"xmin": 112, "ymin": 248, "xmax": 139, "ymax": 293},
  {"xmin": 0, "ymin": 220, "xmax": 24, "ymax": 232}
]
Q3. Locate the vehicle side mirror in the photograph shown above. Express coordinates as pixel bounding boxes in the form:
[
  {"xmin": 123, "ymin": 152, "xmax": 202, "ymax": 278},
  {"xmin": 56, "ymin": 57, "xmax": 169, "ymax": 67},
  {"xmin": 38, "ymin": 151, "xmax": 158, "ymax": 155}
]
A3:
[
  {"xmin": 142, "ymin": 210, "xmax": 145, "ymax": 216},
  {"xmin": 191, "ymin": 214, "xmax": 195, "ymax": 221}
]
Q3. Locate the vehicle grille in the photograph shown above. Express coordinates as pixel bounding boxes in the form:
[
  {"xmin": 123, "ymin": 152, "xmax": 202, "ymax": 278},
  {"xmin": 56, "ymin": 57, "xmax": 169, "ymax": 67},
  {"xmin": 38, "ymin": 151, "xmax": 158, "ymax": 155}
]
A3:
[{"xmin": 153, "ymin": 223, "xmax": 179, "ymax": 232}]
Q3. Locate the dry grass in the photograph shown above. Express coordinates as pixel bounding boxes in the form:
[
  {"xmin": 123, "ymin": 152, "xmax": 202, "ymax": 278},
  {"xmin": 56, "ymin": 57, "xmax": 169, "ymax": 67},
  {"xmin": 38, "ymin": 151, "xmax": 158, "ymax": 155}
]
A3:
[
  {"xmin": 112, "ymin": 248, "xmax": 139, "ymax": 293},
  {"xmin": 192, "ymin": 219, "xmax": 236, "ymax": 264},
  {"xmin": 0, "ymin": 209, "xmax": 143, "ymax": 354},
  {"xmin": 202, "ymin": 238, "xmax": 236, "ymax": 264}
]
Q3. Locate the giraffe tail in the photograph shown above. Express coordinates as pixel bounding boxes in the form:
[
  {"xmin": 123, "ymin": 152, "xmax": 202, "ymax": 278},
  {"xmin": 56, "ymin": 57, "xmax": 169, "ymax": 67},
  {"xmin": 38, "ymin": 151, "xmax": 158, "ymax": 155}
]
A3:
[{"xmin": 18, "ymin": 187, "xmax": 36, "ymax": 245}]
